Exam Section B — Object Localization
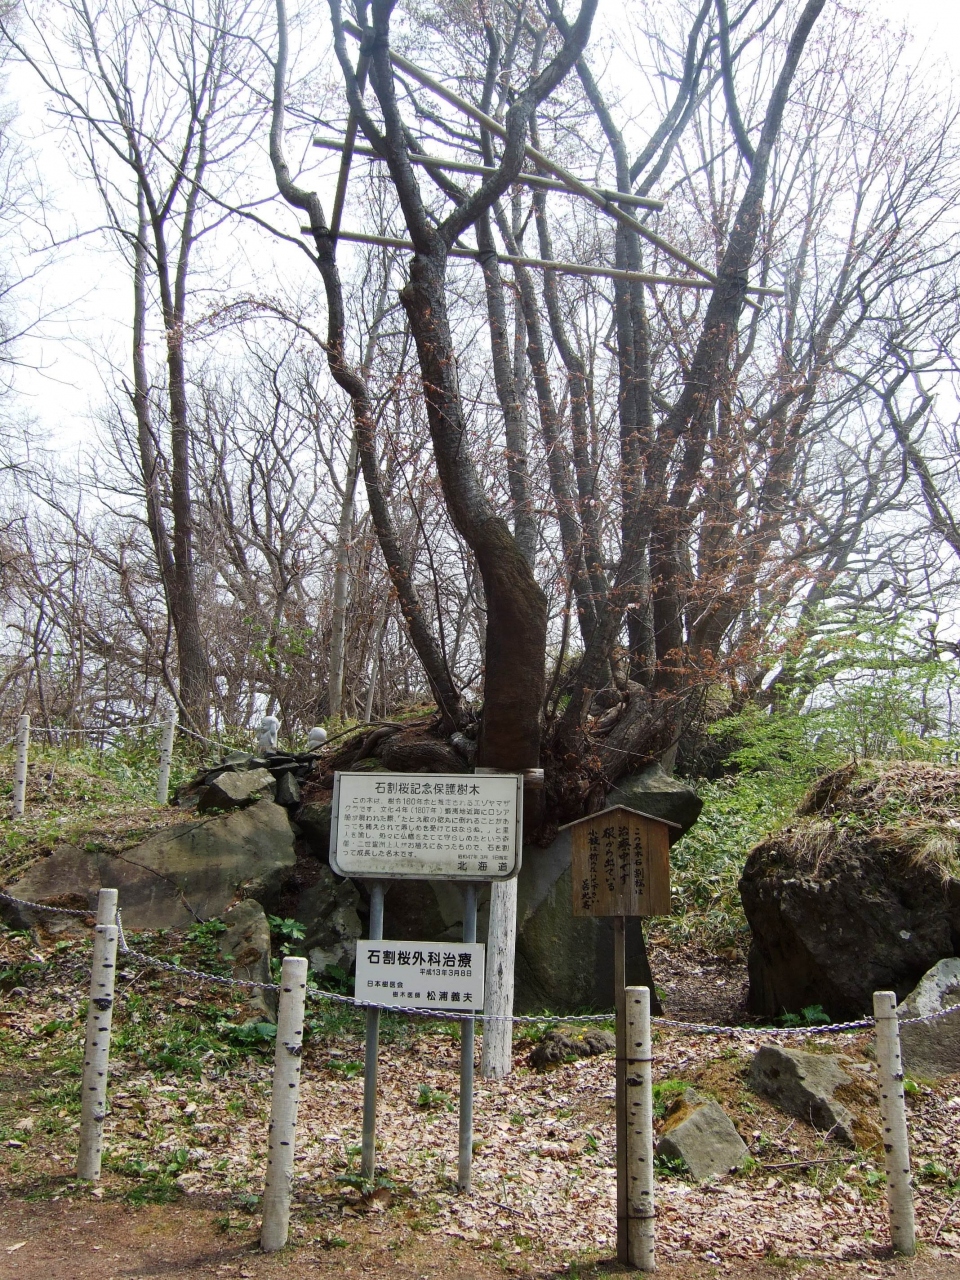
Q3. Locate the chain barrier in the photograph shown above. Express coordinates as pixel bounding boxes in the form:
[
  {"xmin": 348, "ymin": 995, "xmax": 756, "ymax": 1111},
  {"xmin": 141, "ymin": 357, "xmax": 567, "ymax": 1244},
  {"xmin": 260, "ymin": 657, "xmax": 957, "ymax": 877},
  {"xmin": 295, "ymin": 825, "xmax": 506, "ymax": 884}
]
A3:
[
  {"xmin": 2, "ymin": 721, "xmax": 157, "ymax": 740},
  {"xmin": 3, "ymin": 890, "xmax": 958, "ymax": 1033},
  {"xmin": 0, "ymin": 889, "xmax": 97, "ymax": 918}
]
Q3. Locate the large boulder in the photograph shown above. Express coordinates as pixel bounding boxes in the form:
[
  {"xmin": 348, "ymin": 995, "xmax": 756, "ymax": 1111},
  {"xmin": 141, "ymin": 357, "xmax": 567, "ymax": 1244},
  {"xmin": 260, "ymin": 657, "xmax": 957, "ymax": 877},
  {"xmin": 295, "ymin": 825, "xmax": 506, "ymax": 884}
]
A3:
[
  {"xmin": 897, "ymin": 958, "xmax": 960, "ymax": 1078},
  {"xmin": 4, "ymin": 800, "xmax": 296, "ymax": 931},
  {"xmin": 656, "ymin": 1090, "xmax": 748, "ymax": 1180},
  {"xmin": 748, "ymin": 1045, "xmax": 880, "ymax": 1149},
  {"xmin": 295, "ymin": 801, "xmax": 332, "ymax": 858},
  {"xmin": 293, "ymin": 865, "xmax": 362, "ymax": 978},
  {"xmin": 740, "ymin": 762, "xmax": 960, "ymax": 1019},
  {"xmin": 607, "ymin": 765, "xmax": 702, "ymax": 842}
]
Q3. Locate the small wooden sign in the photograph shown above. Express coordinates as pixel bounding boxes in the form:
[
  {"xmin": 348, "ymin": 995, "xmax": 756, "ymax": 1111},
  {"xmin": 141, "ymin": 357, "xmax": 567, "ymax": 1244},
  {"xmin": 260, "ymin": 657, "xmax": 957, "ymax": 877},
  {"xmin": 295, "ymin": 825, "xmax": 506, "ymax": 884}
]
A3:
[{"xmin": 564, "ymin": 805, "xmax": 675, "ymax": 917}]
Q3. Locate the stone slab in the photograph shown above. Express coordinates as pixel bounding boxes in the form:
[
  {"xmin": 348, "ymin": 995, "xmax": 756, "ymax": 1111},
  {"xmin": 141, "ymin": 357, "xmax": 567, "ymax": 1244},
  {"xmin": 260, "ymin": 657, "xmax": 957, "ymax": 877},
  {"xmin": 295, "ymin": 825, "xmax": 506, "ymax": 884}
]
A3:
[{"xmin": 656, "ymin": 1089, "xmax": 749, "ymax": 1180}]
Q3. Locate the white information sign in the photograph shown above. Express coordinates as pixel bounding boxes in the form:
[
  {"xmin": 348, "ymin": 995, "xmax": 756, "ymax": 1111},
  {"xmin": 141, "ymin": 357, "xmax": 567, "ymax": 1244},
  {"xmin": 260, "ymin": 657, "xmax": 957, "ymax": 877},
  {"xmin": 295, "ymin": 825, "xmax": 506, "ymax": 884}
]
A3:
[
  {"xmin": 330, "ymin": 770, "xmax": 522, "ymax": 880},
  {"xmin": 354, "ymin": 939, "xmax": 485, "ymax": 1012}
]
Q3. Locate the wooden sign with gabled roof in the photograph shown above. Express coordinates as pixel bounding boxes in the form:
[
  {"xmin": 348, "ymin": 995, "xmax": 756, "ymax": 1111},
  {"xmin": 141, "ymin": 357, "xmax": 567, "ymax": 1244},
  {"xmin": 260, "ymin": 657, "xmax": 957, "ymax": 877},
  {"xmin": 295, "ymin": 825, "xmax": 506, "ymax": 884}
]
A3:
[{"xmin": 562, "ymin": 806, "xmax": 676, "ymax": 917}]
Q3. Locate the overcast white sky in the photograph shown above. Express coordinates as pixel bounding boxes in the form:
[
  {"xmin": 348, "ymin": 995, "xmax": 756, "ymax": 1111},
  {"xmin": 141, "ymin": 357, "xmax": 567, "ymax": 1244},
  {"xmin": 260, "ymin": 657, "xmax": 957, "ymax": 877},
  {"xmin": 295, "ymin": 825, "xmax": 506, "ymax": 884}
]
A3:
[{"xmin": 6, "ymin": 0, "xmax": 960, "ymax": 450}]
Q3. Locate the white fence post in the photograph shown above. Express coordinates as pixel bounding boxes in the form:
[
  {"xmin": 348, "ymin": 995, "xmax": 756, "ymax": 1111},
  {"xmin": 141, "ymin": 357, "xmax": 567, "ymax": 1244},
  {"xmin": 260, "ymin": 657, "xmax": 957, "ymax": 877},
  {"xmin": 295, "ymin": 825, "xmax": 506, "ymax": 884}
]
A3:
[
  {"xmin": 625, "ymin": 985, "xmax": 656, "ymax": 1271},
  {"xmin": 873, "ymin": 990, "xmax": 916, "ymax": 1256},
  {"xmin": 261, "ymin": 956, "xmax": 308, "ymax": 1252},
  {"xmin": 11, "ymin": 714, "xmax": 29, "ymax": 818},
  {"xmin": 156, "ymin": 711, "xmax": 177, "ymax": 806},
  {"xmin": 77, "ymin": 888, "xmax": 119, "ymax": 1180}
]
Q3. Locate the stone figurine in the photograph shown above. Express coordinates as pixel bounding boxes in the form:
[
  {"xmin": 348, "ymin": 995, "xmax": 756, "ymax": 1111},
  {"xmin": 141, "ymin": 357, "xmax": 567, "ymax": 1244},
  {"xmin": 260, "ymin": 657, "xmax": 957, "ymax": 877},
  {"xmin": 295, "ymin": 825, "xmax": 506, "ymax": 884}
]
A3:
[{"xmin": 257, "ymin": 715, "xmax": 280, "ymax": 754}]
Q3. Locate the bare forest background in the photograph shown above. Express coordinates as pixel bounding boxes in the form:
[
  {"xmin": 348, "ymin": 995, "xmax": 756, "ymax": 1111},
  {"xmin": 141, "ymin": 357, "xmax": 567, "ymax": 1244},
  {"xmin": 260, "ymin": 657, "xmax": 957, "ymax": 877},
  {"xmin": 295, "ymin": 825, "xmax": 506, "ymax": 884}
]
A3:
[{"xmin": 1, "ymin": 0, "xmax": 960, "ymax": 805}]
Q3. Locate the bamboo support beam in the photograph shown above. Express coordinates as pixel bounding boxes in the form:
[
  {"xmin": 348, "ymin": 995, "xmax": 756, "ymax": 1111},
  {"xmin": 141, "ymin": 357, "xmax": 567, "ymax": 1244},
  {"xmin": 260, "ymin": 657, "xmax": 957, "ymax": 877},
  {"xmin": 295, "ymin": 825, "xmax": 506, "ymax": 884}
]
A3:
[
  {"xmin": 341, "ymin": 20, "xmax": 718, "ymax": 284},
  {"xmin": 301, "ymin": 226, "xmax": 783, "ymax": 295},
  {"xmin": 329, "ymin": 54, "xmax": 370, "ymax": 241},
  {"xmin": 313, "ymin": 137, "xmax": 665, "ymax": 210}
]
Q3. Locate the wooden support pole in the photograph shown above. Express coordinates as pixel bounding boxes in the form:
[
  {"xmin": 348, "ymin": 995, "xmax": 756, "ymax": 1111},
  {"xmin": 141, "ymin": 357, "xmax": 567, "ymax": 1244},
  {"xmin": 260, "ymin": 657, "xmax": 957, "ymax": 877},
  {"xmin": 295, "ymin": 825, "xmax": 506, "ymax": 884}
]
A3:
[
  {"xmin": 625, "ymin": 985, "xmax": 656, "ymax": 1271},
  {"xmin": 328, "ymin": 53, "xmax": 369, "ymax": 240},
  {"xmin": 156, "ymin": 711, "xmax": 177, "ymax": 806},
  {"xmin": 77, "ymin": 888, "xmax": 119, "ymax": 1180},
  {"xmin": 12, "ymin": 713, "xmax": 29, "ymax": 818},
  {"xmin": 480, "ymin": 878, "xmax": 517, "ymax": 1079},
  {"xmin": 313, "ymin": 137, "xmax": 666, "ymax": 210},
  {"xmin": 873, "ymin": 991, "xmax": 916, "ymax": 1256},
  {"xmin": 476, "ymin": 766, "xmax": 520, "ymax": 1080},
  {"xmin": 261, "ymin": 956, "xmax": 309, "ymax": 1252}
]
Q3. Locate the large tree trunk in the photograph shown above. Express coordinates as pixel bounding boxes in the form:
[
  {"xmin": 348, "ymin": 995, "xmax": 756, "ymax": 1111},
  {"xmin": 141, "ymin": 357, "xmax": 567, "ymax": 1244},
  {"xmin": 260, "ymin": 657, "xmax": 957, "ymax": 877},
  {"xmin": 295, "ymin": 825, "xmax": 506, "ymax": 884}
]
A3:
[{"xmin": 399, "ymin": 252, "xmax": 547, "ymax": 770}]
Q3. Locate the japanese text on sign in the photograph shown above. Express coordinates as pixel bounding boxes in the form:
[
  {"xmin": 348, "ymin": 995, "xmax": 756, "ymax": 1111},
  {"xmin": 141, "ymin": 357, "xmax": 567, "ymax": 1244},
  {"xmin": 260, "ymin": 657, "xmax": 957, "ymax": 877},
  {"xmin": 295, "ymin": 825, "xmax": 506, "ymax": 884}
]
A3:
[
  {"xmin": 330, "ymin": 771, "xmax": 521, "ymax": 880},
  {"xmin": 569, "ymin": 807, "xmax": 672, "ymax": 917},
  {"xmin": 354, "ymin": 939, "xmax": 485, "ymax": 1012}
]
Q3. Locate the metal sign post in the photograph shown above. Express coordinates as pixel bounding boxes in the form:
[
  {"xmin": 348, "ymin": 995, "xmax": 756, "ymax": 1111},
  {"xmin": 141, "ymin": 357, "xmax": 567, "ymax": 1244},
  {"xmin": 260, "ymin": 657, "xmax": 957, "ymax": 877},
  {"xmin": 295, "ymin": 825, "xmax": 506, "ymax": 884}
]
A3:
[
  {"xmin": 331, "ymin": 771, "xmax": 517, "ymax": 1197},
  {"xmin": 360, "ymin": 881, "xmax": 386, "ymax": 1183},
  {"xmin": 458, "ymin": 883, "xmax": 478, "ymax": 1192}
]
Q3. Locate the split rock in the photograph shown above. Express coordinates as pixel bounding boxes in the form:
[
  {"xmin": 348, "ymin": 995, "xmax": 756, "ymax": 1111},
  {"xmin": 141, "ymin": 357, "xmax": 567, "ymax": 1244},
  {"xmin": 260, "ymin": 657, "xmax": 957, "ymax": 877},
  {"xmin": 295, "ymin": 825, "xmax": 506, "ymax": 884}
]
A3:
[
  {"xmin": 607, "ymin": 764, "xmax": 702, "ymax": 841},
  {"xmin": 197, "ymin": 767, "xmax": 276, "ymax": 812},
  {"xmin": 219, "ymin": 899, "xmax": 277, "ymax": 1022},
  {"xmin": 897, "ymin": 957, "xmax": 960, "ymax": 1078},
  {"xmin": 296, "ymin": 801, "xmax": 332, "ymax": 857},
  {"xmin": 5, "ymin": 800, "xmax": 296, "ymax": 931},
  {"xmin": 748, "ymin": 1045, "xmax": 878, "ymax": 1147},
  {"xmin": 294, "ymin": 864, "xmax": 362, "ymax": 978},
  {"xmin": 378, "ymin": 733, "xmax": 465, "ymax": 773},
  {"xmin": 656, "ymin": 1090, "xmax": 748, "ymax": 1180}
]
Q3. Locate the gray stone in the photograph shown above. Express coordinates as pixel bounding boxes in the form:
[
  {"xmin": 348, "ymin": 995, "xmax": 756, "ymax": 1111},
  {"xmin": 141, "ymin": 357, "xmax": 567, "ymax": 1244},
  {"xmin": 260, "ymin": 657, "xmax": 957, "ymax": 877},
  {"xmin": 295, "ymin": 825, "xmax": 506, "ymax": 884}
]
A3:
[
  {"xmin": 5, "ymin": 800, "xmax": 296, "ymax": 931},
  {"xmin": 296, "ymin": 801, "xmax": 332, "ymax": 857},
  {"xmin": 219, "ymin": 899, "xmax": 276, "ymax": 1022},
  {"xmin": 275, "ymin": 772, "xmax": 301, "ymax": 807},
  {"xmin": 197, "ymin": 767, "xmax": 276, "ymax": 812},
  {"xmin": 656, "ymin": 1090, "xmax": 749, "ymax": 1180},
  {"xmin": 607, "ymin": 764, "xmax": 702, "ymax": 841},
  {"xmin": 294, "ymin": 865, "xmax": 362, "ymax": 978},
  {"xmin": 748, "ymin": 1046, "xmax": 878, "ymax": 1147},
  {"xmin": 223, "ymin": 751, "xmax": 256, "ymax": 769},
  {"xmin": 897, "ymin": 958, "xmax": 960, "ymax": 1078}
]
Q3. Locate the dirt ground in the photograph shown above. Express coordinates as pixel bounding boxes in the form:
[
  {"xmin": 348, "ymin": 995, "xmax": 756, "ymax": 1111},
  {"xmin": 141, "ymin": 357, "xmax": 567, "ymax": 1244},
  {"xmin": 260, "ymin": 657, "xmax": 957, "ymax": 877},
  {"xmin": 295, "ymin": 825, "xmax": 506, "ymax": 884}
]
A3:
[
  {"xmin": 1, "ymin": 1196, "xmax": 959, "ymax": 1279},
  {"xmin": 2, "ymin": 930, "xmax": 959, "ymax": 1280}
]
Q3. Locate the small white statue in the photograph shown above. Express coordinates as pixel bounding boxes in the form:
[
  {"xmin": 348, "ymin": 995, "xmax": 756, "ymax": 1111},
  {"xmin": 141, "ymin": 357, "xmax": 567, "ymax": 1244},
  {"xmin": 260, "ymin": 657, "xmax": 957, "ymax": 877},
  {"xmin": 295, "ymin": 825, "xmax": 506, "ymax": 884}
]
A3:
[
  {"xmin": 257, "ymin": 715, "xmax": 280, "ymax": 754},
  {"xmin": 306, "ymin": 725, "xmax": 327, "ymax": 751}
]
